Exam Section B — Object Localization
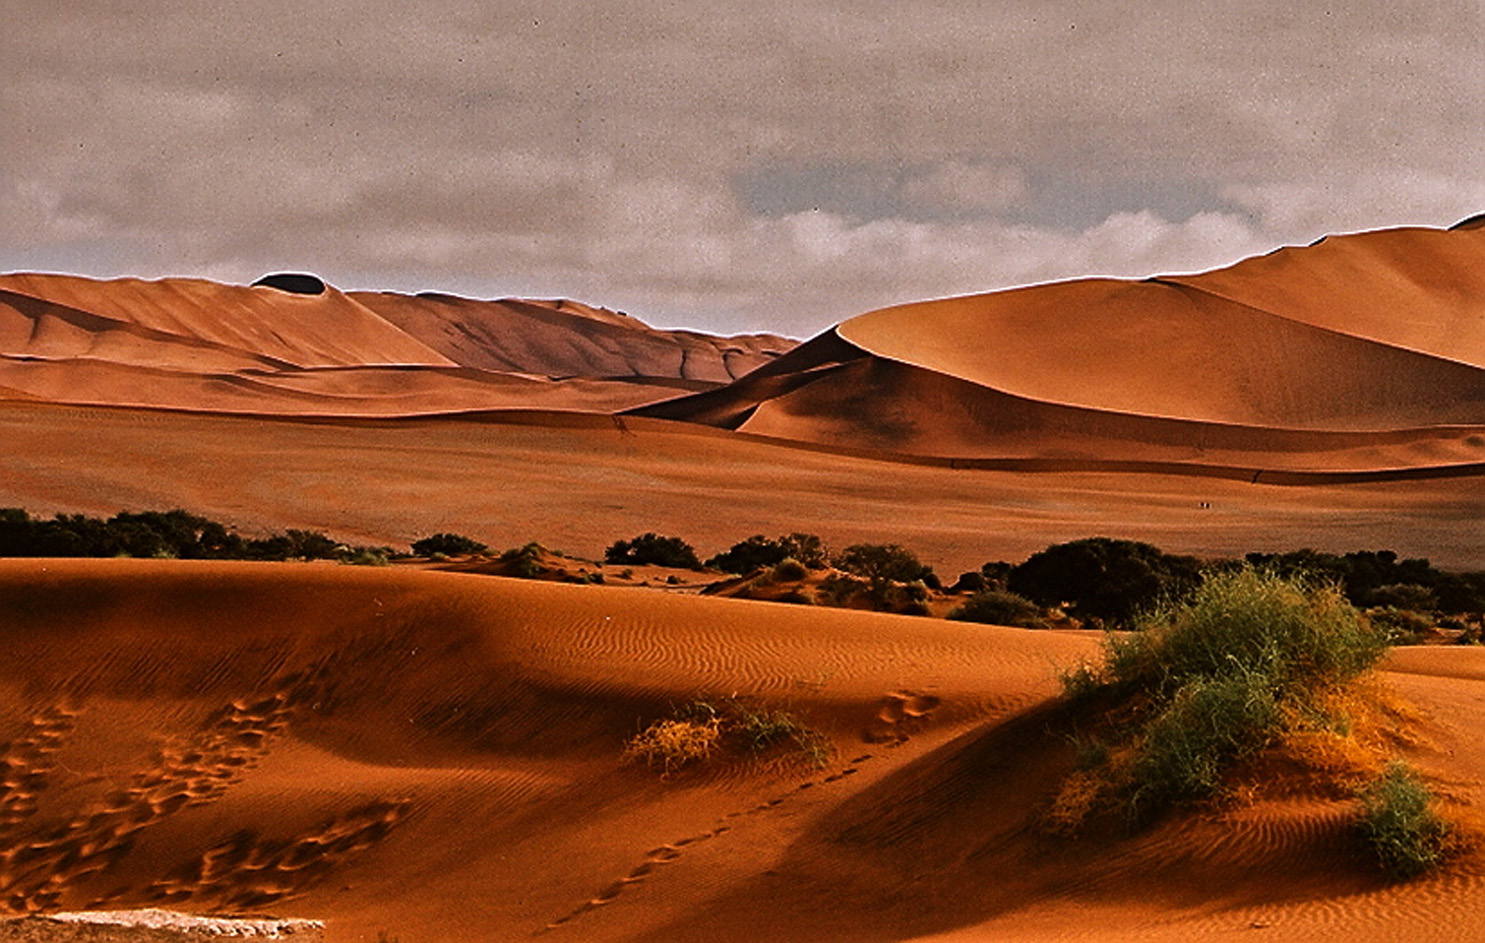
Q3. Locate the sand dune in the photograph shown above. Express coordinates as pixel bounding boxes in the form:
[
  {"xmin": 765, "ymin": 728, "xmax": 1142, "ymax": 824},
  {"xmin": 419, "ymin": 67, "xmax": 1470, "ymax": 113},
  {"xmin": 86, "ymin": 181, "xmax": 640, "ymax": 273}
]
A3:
[
  {"xmin": 0, "ymin": 560, "xmax": 1478, "ymax": 941},
  {"xmin": 0, "ymin": 274, "xmax": 794, "ymax": 416},
  {"xmin": 351, "ymin": 292, "xmax": 791, "ymax": 384},
  {"xmin": 636, "ymin": 225, "xmax": 1485, "ymax": 477}
]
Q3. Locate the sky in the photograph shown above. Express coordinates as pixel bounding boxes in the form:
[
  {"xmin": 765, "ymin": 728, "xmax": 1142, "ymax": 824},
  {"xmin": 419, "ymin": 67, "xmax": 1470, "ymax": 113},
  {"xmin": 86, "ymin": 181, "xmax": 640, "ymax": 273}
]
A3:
[{"xmin": 3, "ymin": 1, "xmax": 1482, "ymax": 337}]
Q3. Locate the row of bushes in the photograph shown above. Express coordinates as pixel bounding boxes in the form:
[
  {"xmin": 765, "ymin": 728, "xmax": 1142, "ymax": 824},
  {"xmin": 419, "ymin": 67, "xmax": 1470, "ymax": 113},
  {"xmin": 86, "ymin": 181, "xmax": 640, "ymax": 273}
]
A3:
[
  {"xmin": 4, "ymin": 510, "xmax": 1480, "ymax": 630},
  {"xmin": 0, "ymin": 508, "xmax": 396, "ymax": 564}
]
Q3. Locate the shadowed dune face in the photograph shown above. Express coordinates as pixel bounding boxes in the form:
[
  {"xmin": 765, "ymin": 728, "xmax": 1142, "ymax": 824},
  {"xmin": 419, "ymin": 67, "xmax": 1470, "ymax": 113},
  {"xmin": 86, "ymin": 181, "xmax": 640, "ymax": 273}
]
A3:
[
  {"xmin": 637, "ymin": 225, "xmax": 1485, "ymax": 476},
  {"xmin": 0, "ymin": 561, "xmax": 1480, "ymax": 942},
  {"xmin": 0, "ymin": 274, "xmax": 795, "ymax": 415}
]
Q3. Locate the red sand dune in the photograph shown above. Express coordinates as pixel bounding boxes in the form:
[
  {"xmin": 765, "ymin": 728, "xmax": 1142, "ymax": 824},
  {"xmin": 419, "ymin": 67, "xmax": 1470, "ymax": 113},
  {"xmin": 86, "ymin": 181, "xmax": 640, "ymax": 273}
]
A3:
[
  {"xmin": 0, "ymin": 561, "xmax": 1479, "ymax": 942},
  {"xmin": 636, "ymin": 225, "xmax": 1485, "ymax": 478},
  {"xmin": 0, "ymin": 274, "xmax": 793, "ymax": 415}
]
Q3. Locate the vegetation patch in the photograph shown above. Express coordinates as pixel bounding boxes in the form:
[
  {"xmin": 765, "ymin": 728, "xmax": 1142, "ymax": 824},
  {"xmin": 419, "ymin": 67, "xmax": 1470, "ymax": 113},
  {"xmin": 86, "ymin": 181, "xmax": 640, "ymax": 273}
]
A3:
[
  {"xmin": 1051, "ymin": 567, "xmax": 1392, "ymax": 827},
  {"xmin": 624, "ymin": 698, "xmax": 832, "ymax": 774},
  {"xmin": 1358, "ymin": 761, "xmax": 1453, "ymax": 878},
  {"xmin": 605, "ymin": 532, "xmax": 702, "ymax": 569},
  {"xmin": 946, "ymin": 590, "xmax": 1045, "ymax": 628}
]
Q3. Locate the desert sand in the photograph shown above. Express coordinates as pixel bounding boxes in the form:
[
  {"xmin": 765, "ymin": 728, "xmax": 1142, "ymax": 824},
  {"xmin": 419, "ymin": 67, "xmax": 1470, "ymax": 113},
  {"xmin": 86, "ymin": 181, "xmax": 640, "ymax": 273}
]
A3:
[
  {"xmin": 0, "ymin": 561, "xmax": 1480, "ymax": 943},
  {"xmin": 0, "ymin": 224, "xmax": 1481, "ymax": 940}
]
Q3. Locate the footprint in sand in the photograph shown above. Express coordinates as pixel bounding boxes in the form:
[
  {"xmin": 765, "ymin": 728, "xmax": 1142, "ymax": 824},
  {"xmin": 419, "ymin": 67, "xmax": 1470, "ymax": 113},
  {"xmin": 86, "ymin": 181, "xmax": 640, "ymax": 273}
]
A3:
[{"xmin": 864, "ymin": 691, "xmax": 941, "ymax": 745}]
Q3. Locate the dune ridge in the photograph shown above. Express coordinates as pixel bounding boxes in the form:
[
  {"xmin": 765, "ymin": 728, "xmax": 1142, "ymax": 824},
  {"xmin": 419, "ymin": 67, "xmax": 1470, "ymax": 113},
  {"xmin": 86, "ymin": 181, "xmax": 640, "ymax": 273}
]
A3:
[
  {"xmin": 635, "ymin": 225, "xmax": 1485, "ymax": 477},
  {"xmin": 0, "ymin": 274, "xmax": 795, "ymax": 416}
]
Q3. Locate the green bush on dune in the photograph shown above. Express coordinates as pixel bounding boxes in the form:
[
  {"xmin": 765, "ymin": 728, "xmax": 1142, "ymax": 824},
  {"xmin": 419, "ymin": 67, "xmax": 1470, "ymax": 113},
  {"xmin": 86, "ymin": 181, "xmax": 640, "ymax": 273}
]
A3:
[
  {"xmin": 1059, "ymin": 567, "xmax": 1390, "ymax": 822},
  {"xmin": 1358, "ymin": 761, "xmax": 1452, "ymax": 878}
]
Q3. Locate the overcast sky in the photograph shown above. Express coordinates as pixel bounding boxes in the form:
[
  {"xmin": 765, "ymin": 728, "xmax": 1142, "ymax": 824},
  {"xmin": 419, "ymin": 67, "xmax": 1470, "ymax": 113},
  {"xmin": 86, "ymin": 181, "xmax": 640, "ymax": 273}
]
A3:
[{"xmin": 3, "ymin": 1, "xmax": 1481, "ymax": 336}]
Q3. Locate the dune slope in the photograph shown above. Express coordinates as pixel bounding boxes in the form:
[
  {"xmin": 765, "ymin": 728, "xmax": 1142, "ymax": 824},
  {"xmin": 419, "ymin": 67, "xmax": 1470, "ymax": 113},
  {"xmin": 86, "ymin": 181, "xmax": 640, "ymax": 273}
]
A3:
[
  {"xmin": 0, "ymin": 561, "xmax": 1479, "ymax": 942},
  {"xmin": 0, "ymin": 274, "xmax": 795, "ymax": 415},
  {"xmin": 635, "ymin": 225, "xmax": 1485, "ymax": 476}
]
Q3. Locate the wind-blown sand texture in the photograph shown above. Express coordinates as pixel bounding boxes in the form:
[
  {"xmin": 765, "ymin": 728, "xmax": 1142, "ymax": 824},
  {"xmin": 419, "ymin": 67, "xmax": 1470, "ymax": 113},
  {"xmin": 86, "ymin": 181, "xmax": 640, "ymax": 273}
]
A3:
[{"xmin": 0, "ymin": 561, "xmax": 1479, "ymax": 942}]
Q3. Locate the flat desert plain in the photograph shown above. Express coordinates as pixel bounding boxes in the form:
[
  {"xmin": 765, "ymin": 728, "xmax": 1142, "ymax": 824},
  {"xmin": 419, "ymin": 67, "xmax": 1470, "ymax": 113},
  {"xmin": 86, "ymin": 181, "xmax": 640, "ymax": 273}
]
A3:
[{"xmin": 0, "ymin": 223, "xmax": 1481, "ymax": 941}]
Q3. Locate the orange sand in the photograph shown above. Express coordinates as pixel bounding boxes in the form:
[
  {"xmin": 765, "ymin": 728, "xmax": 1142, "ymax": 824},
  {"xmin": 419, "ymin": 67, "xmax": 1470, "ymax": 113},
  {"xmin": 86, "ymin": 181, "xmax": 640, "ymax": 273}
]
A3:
[{"xmin": 0, "ymin": 561, "xmax": 1479, "ymax": 942}]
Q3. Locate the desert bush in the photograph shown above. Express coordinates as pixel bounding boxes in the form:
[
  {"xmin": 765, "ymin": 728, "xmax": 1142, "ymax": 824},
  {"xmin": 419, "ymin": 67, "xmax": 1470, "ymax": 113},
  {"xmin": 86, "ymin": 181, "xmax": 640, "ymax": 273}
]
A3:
[
  {"xmin": 1367, "ymin": 583, "xmax": 1438, "ymax": 612},
  {"xmin": 947, "ymin": 590, "xmax": 1045, "ymax": 628},
  {"xmin": 950, "ymin": 571, "xmax": 987, "ymax": 594},
  {"xmin": 1358, "ymin": 761, "xmax": 1451, "ymax": 877},
  {"xmin": 770, "ymin": 557, "xmax": 810, "ymax": 582},
  {"xmin": 606, "ymin": 532, "xmax": 701, "ymax": 569},
  {"xmin": 412, "ymin": 532, "xmax": 488, "ymax": 557},
  {"xmin": 342, "ymin": 547, "xmax": 391, "ymax": 566},
  {"xmin": 623, "ymin": 711, "xmax": 723, "ymax": 773},
  {"xmin": 1010, "ymin": 537, "xmax": 1201, "ymax": 628},
  {"xmin": 1060, "ymin": 567, "xmax": 1388, "ymax": 822},
  {"xmin": 625, "ymin": 699, "xmax": 831, "ymax": 772},
  {"xmin": 500, "ymin": 541, "xmax": 546, "ymax": 578},
  {"xmin": 1368, "ymin": 608, "xmax": 1434, "ymax": 645},
  {"xmin": 707, "ymin": 533, "xmax": 828, "ymax": 573},
  {"xmin": 834, "ymin": 543, "xmax": 934, "ymax": 585}
]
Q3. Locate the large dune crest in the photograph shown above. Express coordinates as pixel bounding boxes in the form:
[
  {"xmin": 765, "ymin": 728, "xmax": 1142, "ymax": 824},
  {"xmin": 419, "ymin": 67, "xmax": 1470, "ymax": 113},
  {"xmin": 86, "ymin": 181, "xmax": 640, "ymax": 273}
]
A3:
[
  {"xmin": 636, "ymin": 225, "xmax": 1485, "ymax": 477},
  {"xmin": 0, "ymin": 273, "xmax": 795, "ymax": 415}
]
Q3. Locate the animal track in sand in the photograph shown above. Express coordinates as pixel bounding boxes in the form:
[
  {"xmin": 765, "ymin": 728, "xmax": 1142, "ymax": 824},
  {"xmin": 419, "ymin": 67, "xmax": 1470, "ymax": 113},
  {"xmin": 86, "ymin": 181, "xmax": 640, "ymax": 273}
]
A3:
[
  {"xmin": 0, "ymin": 707, "xmax": 79, "ymax": 838},
  {"xmin": 542, "ymin": 694, "xmax": 946, "ymax": 932},
  {"xmin": 0, "ymin": 681, "xmax": 311, "ymax": 914},
  {"xmin": 140, "ymin": 798, "xmax": 413, "ymax": 911}
]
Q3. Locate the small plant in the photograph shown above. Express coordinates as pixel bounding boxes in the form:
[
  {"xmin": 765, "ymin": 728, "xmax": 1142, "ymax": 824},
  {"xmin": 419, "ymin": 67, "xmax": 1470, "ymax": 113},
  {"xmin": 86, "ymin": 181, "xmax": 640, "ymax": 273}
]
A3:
[
  {"xmin": 342, "ymin": 547, "xmax": 390, "ymax": 567},
  {"xmin": 623, "ymin": 711, "xmax": 723, "ymax": 773},
  {"xmin": 624, "ymin": 699, "xmax": 831, "ymax": 773},
  {"xmin": 947, "ymin": 590, "xmax": 1045, "ymax": 628},
  {"xmin": 769, "ymin": 557, "xmax": 810, "ymax": 582},
  {"xmin": 707, "ymin": 533, "xmax": 828, "ymax": 574},
  {"xmin": 500, "ymin": 542, "xmax": 546, "ymax": 578},
  {"xmin": 1358, "ymin": 761, "xmax": 1451, "ymax": 878},
  {"xmin": 1368, "ymin": 608, "xmax": 1434, "ymax": 645}
]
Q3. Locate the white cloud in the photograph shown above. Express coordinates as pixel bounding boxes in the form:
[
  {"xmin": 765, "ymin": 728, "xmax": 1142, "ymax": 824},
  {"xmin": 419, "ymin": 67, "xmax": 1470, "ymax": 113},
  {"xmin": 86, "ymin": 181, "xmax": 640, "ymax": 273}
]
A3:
[{"xmin": 1, "ymin": 1, "xmax": 1480, "ymax": 335}]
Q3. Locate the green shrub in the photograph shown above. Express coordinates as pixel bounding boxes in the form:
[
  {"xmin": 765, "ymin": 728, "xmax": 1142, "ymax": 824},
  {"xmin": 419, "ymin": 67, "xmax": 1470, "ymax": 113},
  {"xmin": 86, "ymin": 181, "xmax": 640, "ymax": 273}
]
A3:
[
  {"xmin": 1104, "ymin": 567, "xmax": 1387, "ymax": 700},
  {"xmin": 834, "ymin": 543, "xmax": 933, "ymax": 585},
  {"xmin": 1359, "ymin": 761, "xmax": 1450, "ymax": 877},
  {"xmin": 412, "ymin": 532, "xmax": 488, "ymax": 557},
  {"xmin": 500, "ymin": 542, "xmax": 546, "ymax": 578},
  {"xmin": 947, "ymin": 590, "xmax": 1045, "ymax": 628},
  {"xmin": 1368, "ymin": 608, "xmax": 1433, "ymax": 645},
  {"xmin": 707, "ymin": 533, "xmax": 828, "ymax": 573},
  {"xmin": 342, "ymin": 547, "xmax": 390, "ymax": 567},
  {"xmin": 1061, "ymin": 567, "xmax": 1388, "ymax": 822},
  {"xmin": 1010, "ymin": 537, "xmax": 1201, "ymax": 627},
  {"xmin": 606, "ymin": 532, "xmax": 702, "ymax": 569},
  {"xmin": 770, "ymin": 557, "xmax": 810, "ymax": 582}
]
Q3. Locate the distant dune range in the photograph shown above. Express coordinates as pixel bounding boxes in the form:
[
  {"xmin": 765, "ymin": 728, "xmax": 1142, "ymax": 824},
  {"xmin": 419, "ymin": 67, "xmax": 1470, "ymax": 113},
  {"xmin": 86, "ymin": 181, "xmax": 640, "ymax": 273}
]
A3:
[
  {"xmin": 0, "ymin": 273, "xmax": 794, "ymax": 414},
  {"xmin": 0, "ymin": 223, "xmax": 1481, "ymax": 568}
]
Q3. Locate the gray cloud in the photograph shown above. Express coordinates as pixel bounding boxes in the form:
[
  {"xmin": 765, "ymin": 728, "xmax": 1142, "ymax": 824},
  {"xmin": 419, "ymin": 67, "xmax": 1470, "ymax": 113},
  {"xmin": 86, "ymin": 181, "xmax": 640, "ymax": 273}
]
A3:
[{"xmin": 2, "ymin": 1, "xmax": 1480, "ymax": 335}]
